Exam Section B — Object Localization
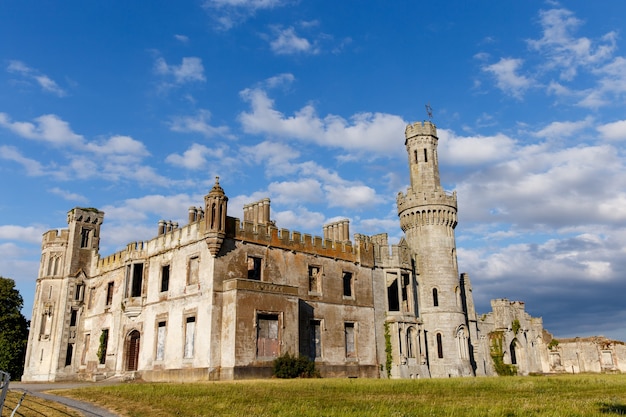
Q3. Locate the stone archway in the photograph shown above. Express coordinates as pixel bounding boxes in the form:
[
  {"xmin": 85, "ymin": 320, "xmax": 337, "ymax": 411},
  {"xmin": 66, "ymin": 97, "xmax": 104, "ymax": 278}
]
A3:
[{"xmin": 126, "ymin": 330, "xmax": 141, "ymax": 371}]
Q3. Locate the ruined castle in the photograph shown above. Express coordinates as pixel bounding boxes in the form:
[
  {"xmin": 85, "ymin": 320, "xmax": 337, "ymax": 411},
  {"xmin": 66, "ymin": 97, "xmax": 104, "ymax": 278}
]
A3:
[{"xmin": 22, "ymin": 122, "xmax": 625, "ymax": 382}]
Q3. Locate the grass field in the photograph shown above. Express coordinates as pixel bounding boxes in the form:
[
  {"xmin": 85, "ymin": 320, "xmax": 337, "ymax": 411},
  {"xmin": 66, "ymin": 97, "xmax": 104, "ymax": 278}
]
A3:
[
  {"xmin": 1, "ymin": 391, "xmax": 82, "ymax": 417},
  {"xmin": 47, "ymin": 374, "xmax": 626, "ymax": 417}
]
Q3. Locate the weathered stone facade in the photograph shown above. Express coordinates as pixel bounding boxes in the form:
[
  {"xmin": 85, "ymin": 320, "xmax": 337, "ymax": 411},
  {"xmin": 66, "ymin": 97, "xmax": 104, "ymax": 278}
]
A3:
[{"xmin": 22, "ymin": 122, "xmax": 624, "ymax": 382}]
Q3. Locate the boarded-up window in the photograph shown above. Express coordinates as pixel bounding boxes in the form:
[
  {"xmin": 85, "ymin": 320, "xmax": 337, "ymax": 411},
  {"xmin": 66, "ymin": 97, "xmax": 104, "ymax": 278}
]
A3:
[
  {"xmin": 602, "ymin": 350, "xmax": 614, "ymax": 366},
  {"xmin": 188, "ymin": 256, "xmax": 199, "ymax": 285},
  {"xmin": 184, "ymin": 317, "xmax": 195, "ymax": 359},
  {"xmin": 126, "ymin": 330, "xmax": 140, "ymax": 371},
  {"xmin": 156, "ymin": 322, "xmax": 166, "ymax": 361},
  {"xmin": 257, "ymin": 314, "xmax": 280, "ymax": 358},
  {"xmin": 345, "ymin": 323, "xmax": 356, "ymax": 358},
  {"xmin": 81, "ymin": 334, "xmax": 90, "ymax": 365}
]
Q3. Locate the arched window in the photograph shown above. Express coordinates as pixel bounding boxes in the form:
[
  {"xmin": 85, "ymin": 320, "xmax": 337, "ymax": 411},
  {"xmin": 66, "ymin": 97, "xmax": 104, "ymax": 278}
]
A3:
[
  {"xmin": 510, "ymin": 340, "xmax": 518, "ymax": 365},
  {"xmin": 457, "ymin": 327, "xmax": 469, "ymax": 360},
  {"xmin": 436, "ymin": 333, "xmax": 443, "ymax": 358},
  {"xmin": 432, "ymin": 288, "xmax": 439, "ymax": 307},
  {"xmin": 406, "ymin": 327, "xmax": 415, "ymax": 358}
]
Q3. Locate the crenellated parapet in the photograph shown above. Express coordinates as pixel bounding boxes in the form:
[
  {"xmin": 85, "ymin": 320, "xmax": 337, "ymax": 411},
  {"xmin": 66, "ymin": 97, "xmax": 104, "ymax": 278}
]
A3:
[
  {"xmin": 405, "ymin": 121, "xmax": 437, "ymax": 142},
  {"xmin": 397, "ymin": 189, "xmax": 457, "ymax": 212},
  {"xmin": 42, "ymin": 229, "xmax": 70, "ymax": 245},
  {"xmin": 372, "ymin": 235, "xmax": 413, "ymax": 270}
]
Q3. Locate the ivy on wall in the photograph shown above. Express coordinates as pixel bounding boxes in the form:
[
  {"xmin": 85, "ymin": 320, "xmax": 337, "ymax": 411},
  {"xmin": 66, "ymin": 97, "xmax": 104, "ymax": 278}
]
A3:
[
  {"xmin": 489, "ymin": 331, "xmax": 517, "ymax": 376},
  {"xmin": 384, "ymin": 322, "xmax": 392, "ymax": 378}
]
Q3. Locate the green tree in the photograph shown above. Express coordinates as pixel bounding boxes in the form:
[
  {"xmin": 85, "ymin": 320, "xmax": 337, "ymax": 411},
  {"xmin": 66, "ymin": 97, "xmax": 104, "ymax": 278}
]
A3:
[{"xmin": 0, "ymin": 277, "xmax": 30, "ymax": 380}]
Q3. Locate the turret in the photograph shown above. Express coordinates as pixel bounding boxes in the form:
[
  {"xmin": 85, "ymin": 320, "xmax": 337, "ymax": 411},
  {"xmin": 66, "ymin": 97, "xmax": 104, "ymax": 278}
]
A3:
[
  {"xmin": 397, "ymin": 122, "xmax": 473, "ymax": 377},
  {"xmin": 204, "ymin": 177, "xmax": 228, "ymax": 257}
]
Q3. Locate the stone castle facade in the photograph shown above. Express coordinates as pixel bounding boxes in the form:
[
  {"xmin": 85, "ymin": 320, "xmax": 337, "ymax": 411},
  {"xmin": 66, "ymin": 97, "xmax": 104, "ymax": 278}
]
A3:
[{"xmin": 22, "ymin": 122, "xmax": 625, "ymax": 382}]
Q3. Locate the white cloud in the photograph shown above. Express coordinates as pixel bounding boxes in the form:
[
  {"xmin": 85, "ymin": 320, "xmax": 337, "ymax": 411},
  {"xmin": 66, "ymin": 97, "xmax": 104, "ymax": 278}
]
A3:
[
  {"xmin": 0, "ymin": 225, "xmax": 47, "ymax": 244},
  {"xmin": 0, "ymin": 145, "xmax": 45, "ymax": 176},
  {"xmin": 438, "ymin": 129, "xmax": 516, "ymax": 166},
  {"xmin": 270, "ymin": 27, "xmax": 317, "ymax": 55},
  {"xmin": 527, "ymin": 8, "xmax": 617, "ymax": 81},
  {"xmin": 169, "ymin": 110, "xmax": 232, "ymax": 138},
  {"xmin": 238, "ymin": 86, "xmax": 407, "ymax": 155},
  {"xmin": 268, "ymin": 179, "xmax": 323, "ymax": 205},
  {"xmin": 482, "ymin": 58, "xmax": 532, "ymax": 99},
  {"xmin": 166, "ymin": 143, "xmax": 212, "ymax": 170},
  {"xmin": 0, "ymin": 113, "xmax": 84, "ymax": 147},
  {"xmin": 273, "ymin": 207, "xmax": 326, "ymax": 232},
  {"xmin": 154, "ymin": 57, "xmax": 206, "ymax": 84},
  {"xmin": 174, "ymin": 34, "xmax": 189, "ymax": 43},
  {"xmin": 324, "ymin": 184, "xmax": 378, "ymax": 210},
  {"xmin": 7, "ymin": 60, "xmax": 67, "ymax": 97},
  {"xmin": 202, "ymin": 0, "xmax": 288, "ymax": 30},
  {"xmin": 533, "ymin": 117, "xmax": 593, "ymax": 139},
  {"xmin": 49, "ymin": 187, "xmax": 89, "ymax": 203},
  {"xmin": 84, "ymin": 135, "xmax": 149, "ymax": 157},
  {"xmin": 597, "ymin": 120, "xmax": 626, "ymax": 141}
]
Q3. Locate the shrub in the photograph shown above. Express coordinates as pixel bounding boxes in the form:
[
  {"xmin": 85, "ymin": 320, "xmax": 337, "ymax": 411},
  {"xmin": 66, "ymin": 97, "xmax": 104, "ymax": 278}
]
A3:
[{"xmin": 273, "ymin": 353, "xmax": 319, "ymax": 378}]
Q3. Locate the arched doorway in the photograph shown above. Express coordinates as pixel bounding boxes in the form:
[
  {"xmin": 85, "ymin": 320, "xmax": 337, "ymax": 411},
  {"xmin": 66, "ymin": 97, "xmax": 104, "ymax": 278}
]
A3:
[{"xmin": 126, "ymin": 330, "xmax": 141, "ymax": 371}]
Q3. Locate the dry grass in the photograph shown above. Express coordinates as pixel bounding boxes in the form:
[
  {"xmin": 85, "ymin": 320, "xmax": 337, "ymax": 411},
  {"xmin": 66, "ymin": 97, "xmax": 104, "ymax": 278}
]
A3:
[
  {"xmin": 51, "ymin": 374, "xmax": 626, "ymax": 417},
  {"xmin": 1, "ymin": 390, "xmax": 82, "ymax": 417}
]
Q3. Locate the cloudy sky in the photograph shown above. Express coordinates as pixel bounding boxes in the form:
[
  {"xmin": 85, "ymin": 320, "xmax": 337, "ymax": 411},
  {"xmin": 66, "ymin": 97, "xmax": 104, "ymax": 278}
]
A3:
[{"xmin": 1, "ymin": 1, "xmax": 625, "ymax": 341}]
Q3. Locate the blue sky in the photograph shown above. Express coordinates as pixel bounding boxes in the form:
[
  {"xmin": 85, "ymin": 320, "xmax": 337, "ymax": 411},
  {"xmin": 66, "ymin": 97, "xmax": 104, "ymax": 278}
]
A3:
[{"xmin": 1, "ymin": 1, "xmax": 626, "ymax": 340}]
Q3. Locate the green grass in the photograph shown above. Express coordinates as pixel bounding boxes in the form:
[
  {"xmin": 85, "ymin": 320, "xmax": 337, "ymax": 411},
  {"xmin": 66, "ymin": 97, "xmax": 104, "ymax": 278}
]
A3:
[
  {"xmin": 55, "ymin": 374, "xmax": 626, "ymax": 417},
  {"xmin": 2, "ymin": 391, "xmax": 82, "ymax": 417}
]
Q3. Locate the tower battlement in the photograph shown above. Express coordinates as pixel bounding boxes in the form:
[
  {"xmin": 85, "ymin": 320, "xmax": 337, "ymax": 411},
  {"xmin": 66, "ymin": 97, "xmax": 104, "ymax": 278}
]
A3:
[
  {"xmin": 397, "ymin": 189, "xmax": 457, "ymax": 212},
  {"xmin": 42, "ymin": 229, "xmax": 70, "ymax": 244},
  {"xmin": 405, "ymin": 121, "xmax": 437, "ymax": 140}
]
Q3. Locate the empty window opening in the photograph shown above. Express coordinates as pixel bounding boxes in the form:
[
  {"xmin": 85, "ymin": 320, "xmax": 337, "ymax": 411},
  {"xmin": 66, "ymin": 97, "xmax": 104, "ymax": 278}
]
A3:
[
  {"xmin": 343, "ymin": 272, "xmax": 353, "ymax": 298},
  {"xmin": 510, "ymin": 340, "xmax": 517, "ymax": 365},
  {"xmin": 257, "ymin": 314, "xmax": 280, "ymax": 358},
  {"xmin": 65, "ymin": 343, "xmax": 74, "ymax": 366},
  {"xmin": 70, "ymin": 309, "xmax": 78, "ymax": 327},
  {"xmin": 423, "ymin": 148, "xmax": 428, "ymax": 163},
  {"xmin": 131, "ymin": 263, "xmax": 143, "ymax": 297},
  {"xmin": 80, "ymin": 228, "xmax": 90, "ymax": 248},
  {"xmin": 387, "ymin": 277, "xmax": 400, "ymax": 311},
  {"xmin": 74, "ymin": 284, "xmax": 84, "ymax": 301},
  {"xmin": 248, "ymin": 256, "xmax": 262, "ymax": 280},
  {"xmin": 433, "ymin": 288, "xmax": 439, "ymax": 307},
  {"xmin": 184, "ymin": 316, "xmax": 196, "ymax": 359},
  {"xmin": 310, "ymin": 319, "xmax": 322, "ymax": 359},
  {"xmin": 414, "ymin": 150, "xmax": 418, "ymax": 163},
  {"xmin": 188, "ymin": 256, "xmax": 199, "ymax": 285},
  {"xmin": 345, "ymin": 323, "xmax": 356, "ymax": 358},
  {"xmin": 106, "ymin": 282, "xmax": 114, "ymax": 305},
  {"xmin": 436, "ymin": 333, "xmax": 443, "ymax": 359},
  {"xmin": 99, "ymin": 329, "xmax": 109, "ymax": 365},
  {"xmin": 308, "ymin": 266, "xmax": 321, "ymax": 293},
  {"xmin": 161, "ymin": 265, "xmax": 170, "ymax": 292}
]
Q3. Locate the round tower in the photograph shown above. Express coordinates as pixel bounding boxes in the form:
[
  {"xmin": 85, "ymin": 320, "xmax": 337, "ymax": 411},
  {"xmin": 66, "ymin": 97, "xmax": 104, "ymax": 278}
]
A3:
[{"xmin": 397, "ymin": 121, "xmax": 473, "ymax": 377}]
